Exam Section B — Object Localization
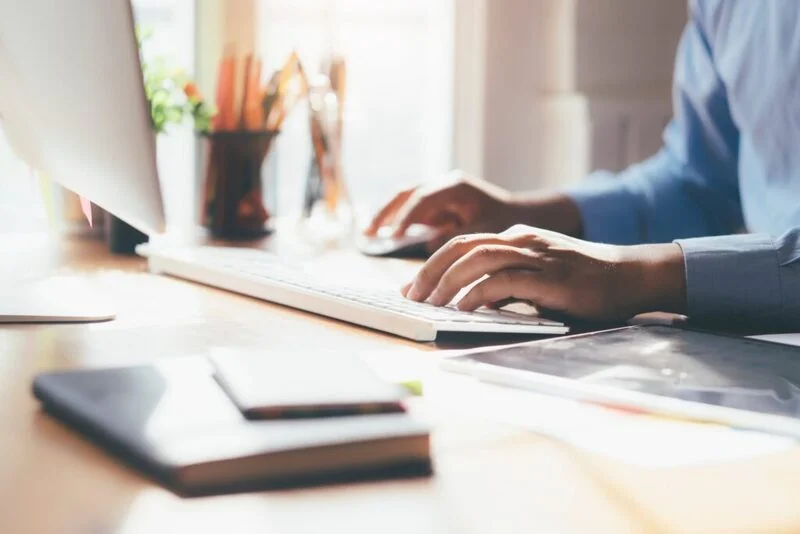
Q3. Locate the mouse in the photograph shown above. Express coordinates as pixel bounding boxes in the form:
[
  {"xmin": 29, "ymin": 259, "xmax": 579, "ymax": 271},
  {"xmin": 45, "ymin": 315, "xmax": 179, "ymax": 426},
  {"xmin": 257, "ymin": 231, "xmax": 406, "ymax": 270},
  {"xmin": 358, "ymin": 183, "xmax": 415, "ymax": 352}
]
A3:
[{"xmin": 356, "ymin": 224, "xmax": 439, "ymax": 258}]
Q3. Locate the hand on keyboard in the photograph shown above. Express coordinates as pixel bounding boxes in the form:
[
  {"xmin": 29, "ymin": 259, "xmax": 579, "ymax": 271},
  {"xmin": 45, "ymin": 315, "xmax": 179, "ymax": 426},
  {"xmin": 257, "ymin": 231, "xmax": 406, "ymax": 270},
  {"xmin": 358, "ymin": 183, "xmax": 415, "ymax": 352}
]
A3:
[
  {"xmin": 402, "ymin": 225, "xmax": 686, "ymax": 323},
  {"xmin": 145, "ymin": 245, "xmax": 568, "ymax": 340}
]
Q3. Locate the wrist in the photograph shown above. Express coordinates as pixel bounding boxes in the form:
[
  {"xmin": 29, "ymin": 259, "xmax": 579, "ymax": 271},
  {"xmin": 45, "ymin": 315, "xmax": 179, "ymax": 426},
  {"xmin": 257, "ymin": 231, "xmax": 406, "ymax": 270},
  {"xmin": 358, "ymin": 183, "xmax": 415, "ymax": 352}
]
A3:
[
  {"xmin": 507, "ymin": 192, "xmax": 583, "ymax": 237},
  {"xmin": 624, "ymin": 243, "xmax": 687, "ymax": 315}
]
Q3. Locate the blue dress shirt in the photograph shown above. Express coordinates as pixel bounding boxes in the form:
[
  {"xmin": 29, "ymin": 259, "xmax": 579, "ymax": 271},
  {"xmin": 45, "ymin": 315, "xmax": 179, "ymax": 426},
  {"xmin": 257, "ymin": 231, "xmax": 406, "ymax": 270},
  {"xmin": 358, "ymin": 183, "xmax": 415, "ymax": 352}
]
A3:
[{"xmin": 566, "ymin": 0, "xmax": 800, "ymax": 329}]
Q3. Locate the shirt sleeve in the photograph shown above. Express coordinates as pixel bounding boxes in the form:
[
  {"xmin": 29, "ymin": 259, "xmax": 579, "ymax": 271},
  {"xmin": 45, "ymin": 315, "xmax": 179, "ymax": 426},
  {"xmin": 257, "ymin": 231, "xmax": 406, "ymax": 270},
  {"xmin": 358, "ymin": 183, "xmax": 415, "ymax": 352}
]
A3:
[
  {"xmin": 564, "ymin": 1, "xmax": 743, "ymax": 245},
  {"xmin": 675, "ymin": 228, "xmax": 800, "ymax": 329}
]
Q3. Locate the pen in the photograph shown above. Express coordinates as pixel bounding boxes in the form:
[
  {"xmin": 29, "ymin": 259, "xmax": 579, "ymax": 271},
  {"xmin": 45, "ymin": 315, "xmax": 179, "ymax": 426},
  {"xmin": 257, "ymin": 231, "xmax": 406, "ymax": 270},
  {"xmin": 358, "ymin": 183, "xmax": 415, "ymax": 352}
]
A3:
[
  {"xmin": 238, "ymin": 53, "xmax": 253, "ymax": 129},
  {"xmin": 214, "ymin": 50, "xmax": 236, "ymax": 131}
]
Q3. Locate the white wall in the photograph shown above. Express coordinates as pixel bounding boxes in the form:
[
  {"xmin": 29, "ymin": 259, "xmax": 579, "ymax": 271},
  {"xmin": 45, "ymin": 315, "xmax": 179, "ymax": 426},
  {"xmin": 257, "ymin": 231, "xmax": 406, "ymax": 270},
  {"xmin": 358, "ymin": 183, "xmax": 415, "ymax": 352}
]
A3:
[{"xmin": 474, "ymin": 0, "xmax": 686, "ymax": 191}]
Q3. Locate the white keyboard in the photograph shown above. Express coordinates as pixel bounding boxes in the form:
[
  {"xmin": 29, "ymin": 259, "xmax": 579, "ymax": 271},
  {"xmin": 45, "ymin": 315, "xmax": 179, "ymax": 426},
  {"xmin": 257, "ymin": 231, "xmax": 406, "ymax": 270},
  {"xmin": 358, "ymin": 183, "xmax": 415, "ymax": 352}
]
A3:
[{"xmin": 138, "ymin": 245, "xmax": 569, "ymax": 341}]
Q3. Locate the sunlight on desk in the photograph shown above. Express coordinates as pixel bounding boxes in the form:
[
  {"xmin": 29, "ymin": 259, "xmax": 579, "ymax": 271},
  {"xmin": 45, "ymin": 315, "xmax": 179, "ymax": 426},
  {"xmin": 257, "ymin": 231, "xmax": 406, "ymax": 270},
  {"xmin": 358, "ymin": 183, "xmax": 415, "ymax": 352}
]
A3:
[{"xmin": 3, "ymin": 235, "xmax": 800, "ymax": 534}]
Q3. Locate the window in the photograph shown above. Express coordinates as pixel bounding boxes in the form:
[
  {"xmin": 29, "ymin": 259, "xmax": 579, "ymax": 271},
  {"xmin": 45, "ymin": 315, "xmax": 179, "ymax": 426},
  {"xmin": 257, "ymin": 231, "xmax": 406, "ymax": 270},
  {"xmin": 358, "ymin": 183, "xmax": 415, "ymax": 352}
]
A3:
[
  {"xmin": 133, "ymin": 0, "xmax": 197, "ymax": 232},
  {"xmin": 257, "ymin": 0, "xmax": 454, "ymax": 223},
  {"xmin": 0, "ymin": 1, "xmax": 455, "ymax": 233}
]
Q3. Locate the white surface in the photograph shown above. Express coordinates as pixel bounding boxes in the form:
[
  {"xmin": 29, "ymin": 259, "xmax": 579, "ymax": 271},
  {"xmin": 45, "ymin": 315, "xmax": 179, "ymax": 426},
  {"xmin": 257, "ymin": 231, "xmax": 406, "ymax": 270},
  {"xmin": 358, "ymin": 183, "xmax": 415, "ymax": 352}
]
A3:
[
  {"xmin": 0, "ymin": 277, "xmax": 115, "ymax": 323},
  {"xmin": 428, "ymin": 374, "xmax": 795, "ymax": 467},
  {"xmin": 0, "ymin": 0, "xmax": 164, "ymax": 235},
  {"xmin": 432, "ymin": 330, "xmax": 800, "ymax": 466},
  {"xmin": 750, "ymin": 333, "xmax": 800, "ymax": 347}
]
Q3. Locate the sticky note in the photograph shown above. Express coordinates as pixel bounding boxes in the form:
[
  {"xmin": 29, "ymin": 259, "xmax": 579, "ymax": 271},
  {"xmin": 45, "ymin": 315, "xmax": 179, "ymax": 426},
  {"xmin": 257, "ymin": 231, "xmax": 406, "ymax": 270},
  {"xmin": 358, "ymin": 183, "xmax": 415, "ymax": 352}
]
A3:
[
  {"xmin": 399, "ymin": 380, "xmax": 424, "ymax": 397},
  {"xmin": 79, "ymin": 196, "xmax": 92, "ymax": 227}
]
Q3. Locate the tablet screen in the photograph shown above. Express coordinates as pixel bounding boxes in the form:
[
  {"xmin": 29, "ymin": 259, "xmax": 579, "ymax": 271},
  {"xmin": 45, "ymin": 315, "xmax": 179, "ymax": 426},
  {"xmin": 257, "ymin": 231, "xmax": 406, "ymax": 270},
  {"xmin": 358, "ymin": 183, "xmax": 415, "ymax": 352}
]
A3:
[{"xmin": 460, "ymin": 326, "xmax": 800, "ymax": 419}]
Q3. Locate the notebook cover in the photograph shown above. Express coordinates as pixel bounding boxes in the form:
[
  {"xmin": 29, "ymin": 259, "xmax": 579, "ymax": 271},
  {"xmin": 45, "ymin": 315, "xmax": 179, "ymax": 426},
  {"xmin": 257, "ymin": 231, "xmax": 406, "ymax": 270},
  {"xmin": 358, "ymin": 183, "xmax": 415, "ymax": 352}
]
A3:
[{"xmin": 32, "ymin": 357, "xmax": 431, "ymax": 496}]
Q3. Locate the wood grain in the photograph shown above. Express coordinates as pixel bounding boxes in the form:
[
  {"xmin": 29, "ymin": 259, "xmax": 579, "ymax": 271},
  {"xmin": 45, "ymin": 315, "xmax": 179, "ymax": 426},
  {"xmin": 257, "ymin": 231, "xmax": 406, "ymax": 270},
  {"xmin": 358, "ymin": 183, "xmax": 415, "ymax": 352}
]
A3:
[{"xmin": 1, "ymin": 233, "xmax": 799, "ymax": 534}]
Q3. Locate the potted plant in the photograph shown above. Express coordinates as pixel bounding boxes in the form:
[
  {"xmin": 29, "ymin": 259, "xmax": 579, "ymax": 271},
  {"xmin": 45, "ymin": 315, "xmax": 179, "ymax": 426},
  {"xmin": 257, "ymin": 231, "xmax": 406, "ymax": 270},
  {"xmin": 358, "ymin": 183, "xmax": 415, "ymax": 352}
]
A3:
[{"xmin": 107, "ymin": 28, "xmax": 214, "ymax": 254}]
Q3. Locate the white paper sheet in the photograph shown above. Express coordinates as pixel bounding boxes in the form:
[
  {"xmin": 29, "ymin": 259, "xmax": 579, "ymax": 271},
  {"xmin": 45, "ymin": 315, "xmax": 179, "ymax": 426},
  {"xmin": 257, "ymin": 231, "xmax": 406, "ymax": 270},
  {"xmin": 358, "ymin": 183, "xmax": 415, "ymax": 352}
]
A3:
[
  {"xmin": 427, "ymin": 373, "xmax": 796, "ymax": 467},
  {"xmin": 749, "ymin": 333, "xmax": 800, "ymax": 347}
]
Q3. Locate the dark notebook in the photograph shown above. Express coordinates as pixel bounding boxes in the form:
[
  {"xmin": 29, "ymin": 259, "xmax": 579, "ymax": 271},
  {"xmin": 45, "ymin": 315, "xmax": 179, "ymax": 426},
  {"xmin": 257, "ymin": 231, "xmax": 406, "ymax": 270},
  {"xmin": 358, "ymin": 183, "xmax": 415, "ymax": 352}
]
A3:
[{"xmin": 32, "ymin": 357, "xmax": 431, "ymax": 496}]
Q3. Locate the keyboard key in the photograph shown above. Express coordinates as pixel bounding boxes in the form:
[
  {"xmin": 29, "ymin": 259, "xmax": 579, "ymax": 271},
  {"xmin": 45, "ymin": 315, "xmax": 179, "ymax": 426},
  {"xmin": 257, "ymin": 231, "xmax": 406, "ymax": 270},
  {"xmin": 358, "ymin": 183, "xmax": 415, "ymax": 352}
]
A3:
[{"xmin": 163, "ymin": 247, "xmax": 566, "ymax": 335}]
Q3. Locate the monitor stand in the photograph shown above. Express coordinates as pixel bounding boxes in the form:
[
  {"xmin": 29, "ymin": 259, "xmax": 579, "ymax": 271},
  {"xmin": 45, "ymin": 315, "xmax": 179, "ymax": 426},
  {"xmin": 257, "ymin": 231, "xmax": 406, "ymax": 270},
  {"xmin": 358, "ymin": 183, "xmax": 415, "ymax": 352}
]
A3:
[{"xmin": 0, "ymin": 277, "xmax": 115, "ymax": 323}]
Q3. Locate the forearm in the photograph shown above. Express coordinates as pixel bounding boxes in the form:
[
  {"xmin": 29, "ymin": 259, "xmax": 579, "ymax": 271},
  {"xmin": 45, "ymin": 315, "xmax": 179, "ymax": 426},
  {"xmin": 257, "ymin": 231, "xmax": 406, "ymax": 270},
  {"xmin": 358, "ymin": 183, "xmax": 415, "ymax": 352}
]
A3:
[
  {"xmin": 614, "ymin": 229, "xmax": 800, "ymax": 329},
  {"xmin": 562, "ymin": 154, "xmax": 743, "ymax": 246},
  {"xmin": 506, "ymin": 191, "xmax": 584, "ymax": 238},
  {"xmin": 622, "ymin": 243, "xmax": 688, "ymax": 315},
  {"xmin": 504, "ymin": 150, "xmax": 743, "ymax": 246}
]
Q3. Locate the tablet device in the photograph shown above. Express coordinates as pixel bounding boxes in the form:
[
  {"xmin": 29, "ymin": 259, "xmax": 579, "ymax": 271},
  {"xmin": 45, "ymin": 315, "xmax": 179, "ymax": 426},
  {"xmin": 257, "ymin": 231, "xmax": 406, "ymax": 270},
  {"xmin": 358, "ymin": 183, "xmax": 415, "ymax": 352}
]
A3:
[{"xmin": 442, "ymin": 325, "xmax": 800, "ymax": 438}]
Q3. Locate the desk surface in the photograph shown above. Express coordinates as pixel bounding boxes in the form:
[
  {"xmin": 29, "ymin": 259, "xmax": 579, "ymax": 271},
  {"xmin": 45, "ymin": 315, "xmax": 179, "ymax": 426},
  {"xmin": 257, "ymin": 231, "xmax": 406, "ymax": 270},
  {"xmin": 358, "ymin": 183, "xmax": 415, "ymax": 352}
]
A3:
[{"xmin": 2, "ymin": 233, "xmax": 800, "ymax": 534}]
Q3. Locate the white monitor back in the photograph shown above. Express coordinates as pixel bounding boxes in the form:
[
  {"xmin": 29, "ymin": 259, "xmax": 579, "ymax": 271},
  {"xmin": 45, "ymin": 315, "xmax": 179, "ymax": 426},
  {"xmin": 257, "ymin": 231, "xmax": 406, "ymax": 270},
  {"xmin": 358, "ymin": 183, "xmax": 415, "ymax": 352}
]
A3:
[{"xmin": 0, "ymin": 0, "xmax": 165, "ymax": 235}]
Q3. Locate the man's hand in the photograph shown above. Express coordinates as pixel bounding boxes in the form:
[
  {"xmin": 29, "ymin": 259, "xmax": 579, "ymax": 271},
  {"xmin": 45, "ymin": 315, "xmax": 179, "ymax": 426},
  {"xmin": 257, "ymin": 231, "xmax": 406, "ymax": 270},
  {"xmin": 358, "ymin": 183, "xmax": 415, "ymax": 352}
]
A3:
[
  {"xmin": 403, "ymin": 225, "xmax": 687, "ymax": 322},
  {"xmin": 365, "ymin": 171, "xmax": 585, "ymax": 253},
  {"xmin": 365, "ymin": 171, "xmax": 516, "ymax": 250}
]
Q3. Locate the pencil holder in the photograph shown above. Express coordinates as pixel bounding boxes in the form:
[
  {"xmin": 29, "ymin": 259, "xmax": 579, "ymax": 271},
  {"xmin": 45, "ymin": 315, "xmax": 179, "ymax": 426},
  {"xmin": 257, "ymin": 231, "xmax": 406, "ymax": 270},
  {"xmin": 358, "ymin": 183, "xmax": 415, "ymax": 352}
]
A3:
[{"xmin": 201, "ymin": 131, "xmax": 278, "ymax": 238}]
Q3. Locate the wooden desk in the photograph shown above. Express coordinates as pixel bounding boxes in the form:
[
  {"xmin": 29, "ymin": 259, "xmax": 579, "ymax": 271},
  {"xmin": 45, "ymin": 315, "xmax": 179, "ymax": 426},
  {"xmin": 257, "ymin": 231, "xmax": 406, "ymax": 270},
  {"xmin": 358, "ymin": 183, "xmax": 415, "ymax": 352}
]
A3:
[{"xmin": 2, "ymin": 233, "xmax": 800, "ymax": 534}]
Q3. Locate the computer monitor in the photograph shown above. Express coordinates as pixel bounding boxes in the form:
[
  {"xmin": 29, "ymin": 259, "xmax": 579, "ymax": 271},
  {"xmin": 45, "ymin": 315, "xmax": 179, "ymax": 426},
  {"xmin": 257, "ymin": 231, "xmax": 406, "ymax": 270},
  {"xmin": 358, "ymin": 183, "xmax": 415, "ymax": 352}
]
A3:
[{"xmin": 0, "ymin": 0, "xmax": 165, "ymax": 322}]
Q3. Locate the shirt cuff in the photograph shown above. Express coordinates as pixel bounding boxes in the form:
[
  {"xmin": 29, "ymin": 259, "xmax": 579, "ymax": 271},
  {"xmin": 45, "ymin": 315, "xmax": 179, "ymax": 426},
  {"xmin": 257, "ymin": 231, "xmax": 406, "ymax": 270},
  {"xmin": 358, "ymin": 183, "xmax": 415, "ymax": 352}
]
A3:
[
  {"xmin": 563, "ymin": 172, "xmax": 643, "ymax": 245},
  {"xmin": 674, "ymin": 233, "xmax": 782, "ymax": 322}
]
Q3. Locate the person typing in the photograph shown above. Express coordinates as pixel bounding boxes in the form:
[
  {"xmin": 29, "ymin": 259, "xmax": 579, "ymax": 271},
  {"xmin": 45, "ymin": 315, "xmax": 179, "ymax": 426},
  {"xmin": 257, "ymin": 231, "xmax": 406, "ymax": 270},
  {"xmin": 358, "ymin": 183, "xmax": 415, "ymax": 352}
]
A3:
[{"xmin": 366, "ymin": 0, "xmax": 800, "ymax": 330}]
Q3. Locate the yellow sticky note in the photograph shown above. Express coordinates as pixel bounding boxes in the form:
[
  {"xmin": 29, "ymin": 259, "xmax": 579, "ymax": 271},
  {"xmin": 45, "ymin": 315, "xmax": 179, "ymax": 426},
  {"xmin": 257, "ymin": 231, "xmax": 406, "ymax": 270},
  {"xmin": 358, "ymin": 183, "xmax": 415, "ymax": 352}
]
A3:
[{"xmin": 398, "ymin": 380, "xmax": 424, "ymax": 397}]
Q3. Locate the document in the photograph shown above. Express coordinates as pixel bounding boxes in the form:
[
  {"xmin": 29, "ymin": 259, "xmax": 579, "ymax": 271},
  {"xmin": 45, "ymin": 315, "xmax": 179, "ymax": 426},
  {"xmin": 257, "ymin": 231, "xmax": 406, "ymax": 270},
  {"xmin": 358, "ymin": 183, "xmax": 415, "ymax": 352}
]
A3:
[
  {"xmin": 749, "ymin": 333, "xmax": 800, "ymax": 348},
  {"xmin": 427, "ymin": 372, "xmax": 796, "ymax": 468}
]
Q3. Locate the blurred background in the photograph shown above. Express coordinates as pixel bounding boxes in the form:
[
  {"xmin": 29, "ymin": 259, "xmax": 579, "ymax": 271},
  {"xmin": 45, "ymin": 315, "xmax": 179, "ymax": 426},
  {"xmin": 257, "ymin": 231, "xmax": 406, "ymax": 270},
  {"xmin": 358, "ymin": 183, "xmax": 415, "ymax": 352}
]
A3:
[{"xmin": 0, "ymin": 0, "xmax": 686, "ymax": 234}]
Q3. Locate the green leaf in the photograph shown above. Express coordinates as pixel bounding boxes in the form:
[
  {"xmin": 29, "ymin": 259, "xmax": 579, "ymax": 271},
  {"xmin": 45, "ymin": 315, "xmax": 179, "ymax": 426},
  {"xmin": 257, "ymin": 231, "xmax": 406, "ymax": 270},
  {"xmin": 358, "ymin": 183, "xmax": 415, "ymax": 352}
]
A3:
[{"xmin": 136, "ymin": 24, "xmax": 213, "ymax": 133}]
